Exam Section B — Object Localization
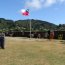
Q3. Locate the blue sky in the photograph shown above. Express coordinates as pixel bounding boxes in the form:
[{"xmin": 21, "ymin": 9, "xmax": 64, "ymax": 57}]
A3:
[{"xmin": 0, "ymin": 0, "xmax": 65, "ymax": 25}]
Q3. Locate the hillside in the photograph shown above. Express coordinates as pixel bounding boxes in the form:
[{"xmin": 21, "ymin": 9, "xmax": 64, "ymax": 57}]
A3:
[
  {"xmin": 15, "ymin": 19, "xmax": 57, "ymax": 31},
  {"xmin": 0, "ymin": 18, "xmax": 64, "ymax": 32}
]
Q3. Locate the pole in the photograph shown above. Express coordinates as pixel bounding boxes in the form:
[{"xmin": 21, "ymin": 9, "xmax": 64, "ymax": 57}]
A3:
[{"xmin": 30, "ymin": 19, "xmax": 31, "ymax": 38}]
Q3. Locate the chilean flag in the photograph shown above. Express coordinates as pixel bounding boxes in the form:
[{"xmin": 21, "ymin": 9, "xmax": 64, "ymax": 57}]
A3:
[{"xmin": 21, "ymin": 9, "xmax": 29, "ymax": 16}]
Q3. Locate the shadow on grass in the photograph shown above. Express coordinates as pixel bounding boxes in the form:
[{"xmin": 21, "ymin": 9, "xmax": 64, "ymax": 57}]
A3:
[{"xmin": 60, "ymin": 41, "xmax": 65, "ymax": 44}]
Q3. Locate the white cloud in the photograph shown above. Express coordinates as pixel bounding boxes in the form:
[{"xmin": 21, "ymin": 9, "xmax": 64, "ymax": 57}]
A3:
[
  {"xmin": 25, "ymin": 0, "xmax": 65, "ymax": 9},
  {"xmin": 43, "ymin": 0, "xmax": 56, "ymax": 7},
  {"xmin": 25, "ymin": 0, "xmax": 44, "ymax": 9}
]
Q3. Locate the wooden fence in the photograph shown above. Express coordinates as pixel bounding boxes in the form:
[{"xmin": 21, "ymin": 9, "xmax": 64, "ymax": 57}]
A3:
[{"xmin": 5, "ymin": 31, "xmax": 65, "ymax": 40}]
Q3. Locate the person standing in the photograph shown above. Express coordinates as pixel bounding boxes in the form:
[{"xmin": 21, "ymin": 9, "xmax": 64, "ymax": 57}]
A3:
[
  {"xmin": 38, "ymin": 34, "xmax": 41, "ymax": 38},
  {"xmin": 45, "ymin": 32, "xmax": 48, "ymax": 39},
  {"xmin": 50, "ymin": 31, "xmax": 54, "ymax": 40}
]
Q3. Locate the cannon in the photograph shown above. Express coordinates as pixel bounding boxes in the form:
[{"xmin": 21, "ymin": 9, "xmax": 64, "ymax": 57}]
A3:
[{"xmin": 0, "ymin": 33, "xmax": 5, "ymax": 49}]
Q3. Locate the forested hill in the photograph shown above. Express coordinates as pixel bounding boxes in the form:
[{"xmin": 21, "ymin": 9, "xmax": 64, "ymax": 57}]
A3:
[
  {"xmin": 0, "ymin": 18, "xmax": 65, "ymax": 32},
  {"xmin": 15, "ymin": 19, "xmax": 57, "ymax": 31}
]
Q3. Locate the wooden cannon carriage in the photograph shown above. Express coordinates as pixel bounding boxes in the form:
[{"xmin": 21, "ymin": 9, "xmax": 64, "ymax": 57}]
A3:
[{"xmin": 0, "ymin": 33, "xmax": 5, "ymax": 49}]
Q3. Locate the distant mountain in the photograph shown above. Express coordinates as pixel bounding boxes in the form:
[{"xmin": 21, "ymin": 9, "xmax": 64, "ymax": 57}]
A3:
[
  {"xmin": 0, "ymin": 18, "xmax": 64, "ymax": 32},
  {"xmin": 15, "ymin": 19, "xmax": 57, "ymax": 31},
  {"xmin": 0, "ymin": 18, "xmax": 15, "ymax": 32}
]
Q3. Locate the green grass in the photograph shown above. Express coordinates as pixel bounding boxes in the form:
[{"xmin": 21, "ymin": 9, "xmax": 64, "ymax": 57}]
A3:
[{"xmin": 0, "ymin": 37, "xmax": 65, "ymax": 65}]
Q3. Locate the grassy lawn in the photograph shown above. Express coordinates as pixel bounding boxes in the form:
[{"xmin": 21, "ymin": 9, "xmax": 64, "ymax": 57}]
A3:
[{"xmin": 0, "ymin": 37, "xmax": 65, "ymax": 65}]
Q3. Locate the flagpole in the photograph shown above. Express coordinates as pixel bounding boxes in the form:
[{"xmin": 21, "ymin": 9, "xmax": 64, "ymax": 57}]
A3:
[
  {"xmin": 21, "ymin": 9, "xmax": 31, "ymax": 38},
  {"xmin": 30, "ymin": 19, "xmax": 31, "ymax": 38}
]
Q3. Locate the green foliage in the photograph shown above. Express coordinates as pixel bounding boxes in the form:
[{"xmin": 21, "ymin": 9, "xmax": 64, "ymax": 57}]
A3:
[
  {"xmin": 15, "ymin": 19, "xmax": 57, "ymax": 32},
  {"xmin": 0, "ymin": 18, "xmax": 65, "ymax": 32}
]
